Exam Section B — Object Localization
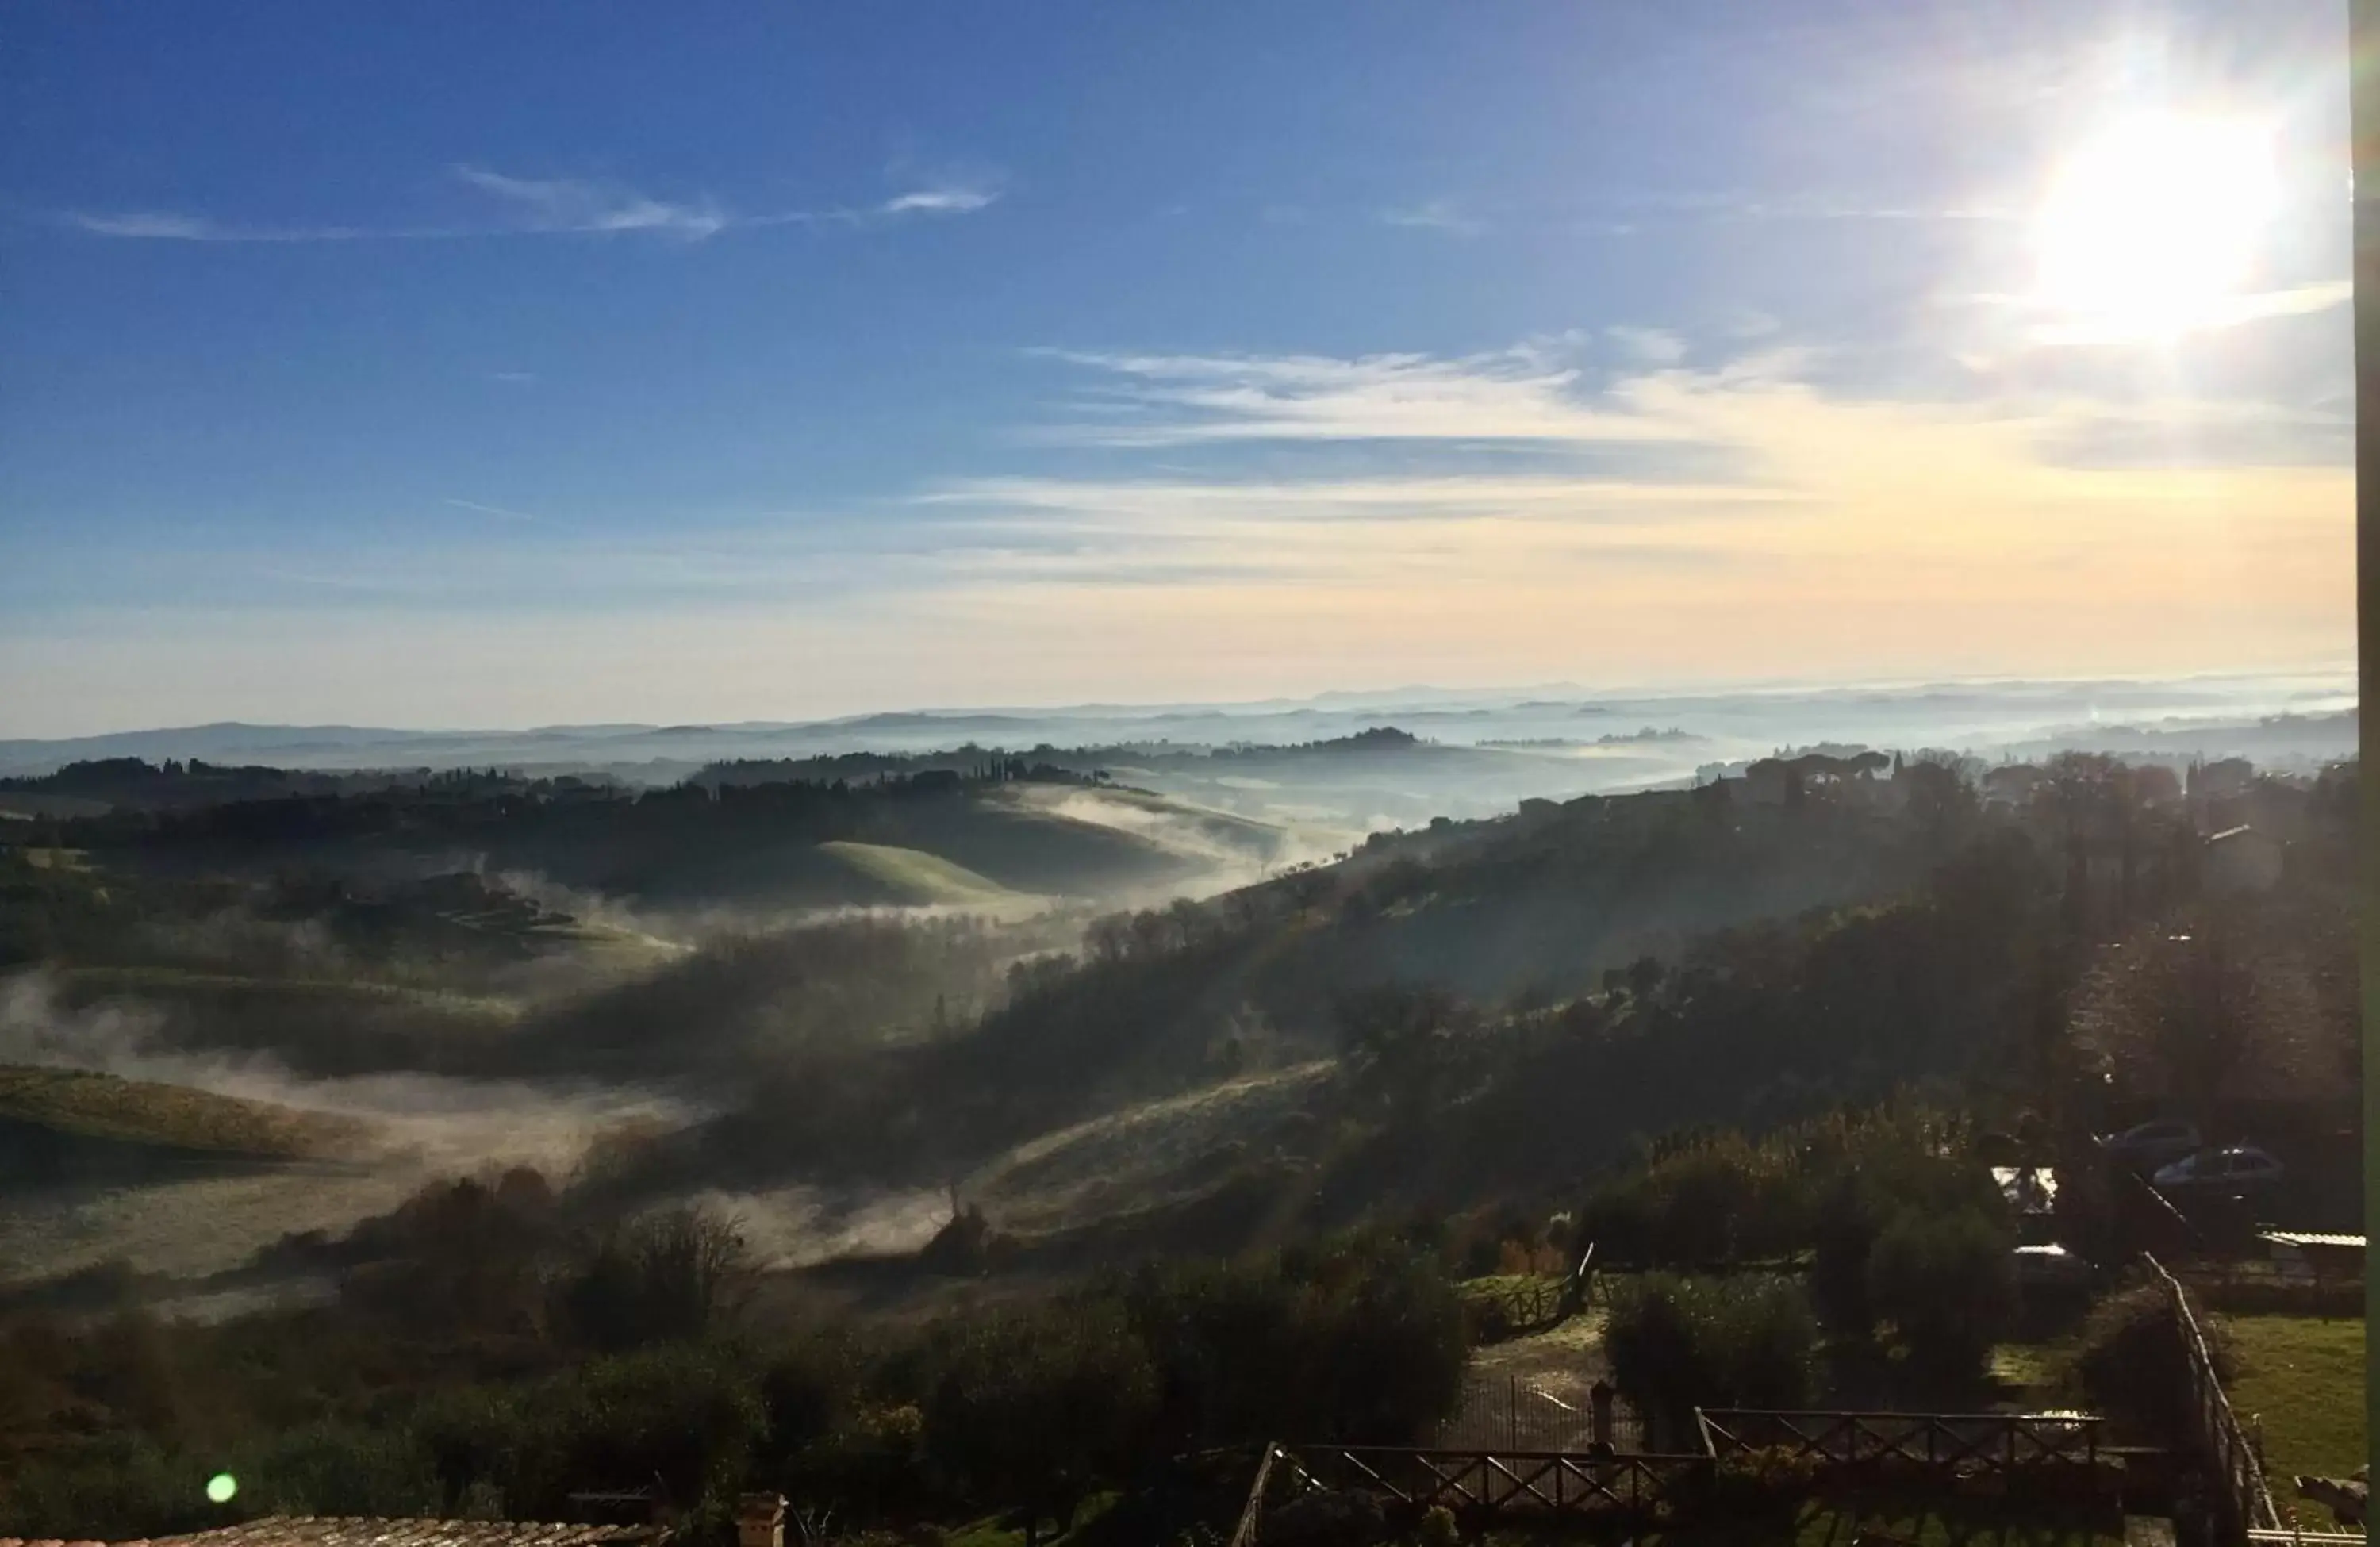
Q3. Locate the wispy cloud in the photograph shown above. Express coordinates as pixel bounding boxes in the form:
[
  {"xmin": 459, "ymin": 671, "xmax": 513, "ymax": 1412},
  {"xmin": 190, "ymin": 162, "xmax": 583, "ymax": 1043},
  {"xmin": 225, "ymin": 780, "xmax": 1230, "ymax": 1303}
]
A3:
[
  {"xmin": 2020, "ymin": 281, "xmax": 2352, "ymax": 348},
  {"xmin": 1027, "ymin": 347, "xmax": 1703, "ymax": 447},
  {"xmin": 443, "ymin": 497, "xmax": 540, "ymax": 523},
  {"xmin": 1606, "ymin": 326, "xmax": 1687, "ymax": 365},
  {"xmin": 900, "ymin": 343, "xmax": 2352, "ymax": 647},
  {"xmin": 921, "ymin": 473, "xmax": 1791, "ymax": 528},
  {"xmin": 19, "ymin": 343, "xmax": 2344, "ymax": 714},
  {"xmin": 454, "ymin": 166, "xmax": 730, "ymax": 240},
  {"xmin": 51, "ymin": 165, "xmax": 1000, "ymax": 246},
  {"xmin": 877, "ymin": 186, "xmax": 1000, "ymax": 217},
  {"xmin": 1378, "ymin": 199, "xmax": 1483, "ymax": 236},
  {"xmin": 54, "ymin": 210, "xmax": 452, "ymax": 243}
]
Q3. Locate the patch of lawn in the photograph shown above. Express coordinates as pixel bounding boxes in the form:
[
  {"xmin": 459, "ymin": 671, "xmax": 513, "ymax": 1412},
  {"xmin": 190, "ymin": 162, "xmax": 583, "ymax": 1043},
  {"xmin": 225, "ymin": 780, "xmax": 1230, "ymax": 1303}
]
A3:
[
  {"xmin": 1457, "ymin": 1273, "xmax": 1565, "ymax": 1303},
  {"xmin": 944, "ymin": 1491, "xmax": 1119, "ymax": 1547},
  {"xmin": 2225, "ymin": 1313, "xmax": 2365, "ymax": 1488},
  {"xmin": 0, "ymin": 1065, "xmax": 364, "ymax": 1157},
  {"xmin": 1989, "ymin": 1340, "xmax": 2072, "ymax": 1403},
  {"xmin": 818, "ymin": 840, "xmax": 1025, "ymax": 905}
]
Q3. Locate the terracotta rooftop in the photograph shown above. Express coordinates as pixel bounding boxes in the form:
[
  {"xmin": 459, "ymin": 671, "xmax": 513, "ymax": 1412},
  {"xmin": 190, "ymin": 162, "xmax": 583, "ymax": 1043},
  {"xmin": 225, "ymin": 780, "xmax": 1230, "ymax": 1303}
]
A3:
[{"xmin": 2, "ymin": 1518, "xmax": 660, "ymax": 1547}]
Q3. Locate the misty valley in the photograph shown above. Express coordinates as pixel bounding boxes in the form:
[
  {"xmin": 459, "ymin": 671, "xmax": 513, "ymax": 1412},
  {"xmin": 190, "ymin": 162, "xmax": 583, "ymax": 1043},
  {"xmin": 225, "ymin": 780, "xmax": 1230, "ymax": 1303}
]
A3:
[{"xmin": 0, "ymin": 679, "xmax": 2361, "ymax": 1541}]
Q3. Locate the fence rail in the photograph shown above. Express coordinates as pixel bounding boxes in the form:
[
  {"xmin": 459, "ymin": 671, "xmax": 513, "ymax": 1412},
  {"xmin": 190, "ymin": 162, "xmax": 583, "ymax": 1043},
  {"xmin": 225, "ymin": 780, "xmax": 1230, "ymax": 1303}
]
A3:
[
  {"xmin": 1250, "ymin": 1406, "xmax": 2119, "ymax": 1539},
  {"xmin": 2173, "ymin": 1261, "xmax": 2365, "ymax": 1318},
  {"xmin": 1275, "ymin": 1444, "xmax": 1708, "ymax": 1521},
  {"xmin": 1470, "ymin": 1278, "xmax": 1568, "ymax": 1334},
  {"xmin": 1695, "ymin": 1409, "xmax": 2103, "ymax": 1473},
  {"xmin": 1226, "ymin": 1444, "xmax": 1278, "ymax": 1547},
  {"xmin": 2144, "ymin": 1252, "xmax": 2281, "ymax": 1539},
  {"xmin": 1468, "ymin": 1244, "xmax": 1599, "ymax": 1342}
]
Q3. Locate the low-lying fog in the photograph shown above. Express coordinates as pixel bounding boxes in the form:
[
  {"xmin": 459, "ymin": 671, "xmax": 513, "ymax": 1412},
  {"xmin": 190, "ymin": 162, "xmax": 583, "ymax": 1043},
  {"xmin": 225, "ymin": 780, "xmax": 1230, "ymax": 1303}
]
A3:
[
  {"xmin": 1, "ymin": 972, "xmax": 704, "ymax": 1280},
  {"xmin": 0, "ymin": 667, "xmax": 2356, "ymax": 1299}
]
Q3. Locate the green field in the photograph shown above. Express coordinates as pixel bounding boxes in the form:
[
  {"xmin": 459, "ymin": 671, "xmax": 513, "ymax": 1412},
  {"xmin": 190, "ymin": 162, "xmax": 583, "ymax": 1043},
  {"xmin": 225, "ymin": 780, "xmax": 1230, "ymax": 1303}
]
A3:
[
  {"xmin": 2225, "ymin": 1314, "xmax": 2365, "ymax": 1490},
  {"xmin": 817, "ymin": 840, "xmax": 1027, "ymax": 905},
  {"xmin": 0, "ymin": 1065, "xmax": 365, "ymax": 1159}
]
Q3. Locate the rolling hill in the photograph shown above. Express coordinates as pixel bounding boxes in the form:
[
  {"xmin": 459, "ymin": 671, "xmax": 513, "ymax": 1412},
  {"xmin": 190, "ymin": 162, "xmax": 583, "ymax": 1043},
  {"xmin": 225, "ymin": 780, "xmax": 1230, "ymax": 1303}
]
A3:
[
  {"xmin": 816, "ymin": 841, "xmax": 1027, "ymax": 907},
  {"xmin": 0, "ymin": 1064, "xmax": 368, "ymax": 1182}
]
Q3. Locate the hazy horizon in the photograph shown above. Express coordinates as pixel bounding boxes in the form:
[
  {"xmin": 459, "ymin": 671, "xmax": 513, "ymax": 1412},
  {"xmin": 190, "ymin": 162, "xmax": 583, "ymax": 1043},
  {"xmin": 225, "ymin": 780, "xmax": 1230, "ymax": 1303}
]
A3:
[
  {"xmin": 0, "ymin": 660, "xmax": 2359, "ymax": 747},
  {"xmin": 2, "ymin": 1, "xmax": 2352, "ymax": 738}
]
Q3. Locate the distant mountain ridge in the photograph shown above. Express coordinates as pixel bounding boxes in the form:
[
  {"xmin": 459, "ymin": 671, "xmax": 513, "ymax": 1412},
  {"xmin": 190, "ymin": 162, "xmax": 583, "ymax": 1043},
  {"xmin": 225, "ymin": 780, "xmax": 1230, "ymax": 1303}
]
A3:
[{"xmin": 0, "ymin": 672, "xmax": 2353, "ymax": 785}]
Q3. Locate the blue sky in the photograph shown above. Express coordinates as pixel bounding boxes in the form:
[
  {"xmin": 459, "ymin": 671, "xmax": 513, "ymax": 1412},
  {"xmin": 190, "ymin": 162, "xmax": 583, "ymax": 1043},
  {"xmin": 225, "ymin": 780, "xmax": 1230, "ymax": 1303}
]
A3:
[{"xmin": 0, "ymin": 1, "xmax": 2355, "ymax": 735}]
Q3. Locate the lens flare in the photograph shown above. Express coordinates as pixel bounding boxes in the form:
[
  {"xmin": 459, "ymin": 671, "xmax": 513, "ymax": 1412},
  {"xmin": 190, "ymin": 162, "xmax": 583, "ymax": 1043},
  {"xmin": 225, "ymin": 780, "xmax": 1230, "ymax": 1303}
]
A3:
[
  {"xmin": 206, "ymin": 1472, "xmax": 239, "ymax": 1504},
  {"xmin": 2033, "ymin": 112, "xmax": 2278, "ymax": 341}
]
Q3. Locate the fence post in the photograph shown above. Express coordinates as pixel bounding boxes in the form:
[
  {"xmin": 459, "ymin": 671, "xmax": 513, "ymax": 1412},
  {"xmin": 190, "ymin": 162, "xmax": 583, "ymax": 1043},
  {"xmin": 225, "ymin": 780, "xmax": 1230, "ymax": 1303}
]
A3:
[
  {"xmin": 1590, "ymin": 1380, "xmax": 1614, "ymax": 1451},
  {"xmin": 1227, "ymin": 1445, "xmax": 1278, "ymax": 1547}
]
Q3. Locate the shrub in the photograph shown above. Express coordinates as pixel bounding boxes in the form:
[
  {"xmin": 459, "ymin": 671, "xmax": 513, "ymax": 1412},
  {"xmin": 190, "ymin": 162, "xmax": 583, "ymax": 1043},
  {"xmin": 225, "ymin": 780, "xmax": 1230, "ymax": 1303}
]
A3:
[
  {"xmin": 235, "ymin": 1421, "xmax": 440, "ymax": 1518},
  {"xmin": 411, "ymin": 1386, "xmax": 524, "ymax": 1518},
  {"xmin": 1864, "ymin": 1205, "xmax": 2014, "ymax": 1380},
  {"xmin": 0, "ymin": 1436, "xmax": 222, "ymax": 1540},
  {"xmin": 1119, "ymin": 1238, "xmax": 1467, "ymax": 1449},
  {"xmin": 1808, "ymin": 1172, "xmax": 1884, "ymax": 1334},
  {"xmin": 1707, "ymin": 1446, "xmax": 1821, "ymax": 1514},
  {"xmin": 753, "ymin": 1331, "xmax": 864, "ymax": 1469},
  {"xmin": 1296, "ymin": 1242, "xmax": 1470, "ymax": 1443},
  {"xmin": 922, "ymin": 1301, "xmax": 1157, "ymax": 1534},
  {"xmin": 786, "ymin": 1403, "xmax": 926, "ymax": 1526},
  {"xmin": 1577, "ymin": 1131, "xmax": 1803, "ymax": 1267},
  {"xmin": 1805, "ymin": 1121, "xmax": 2008, "ymax": 1340},
  {"xmin": 2067, "ymin": 1276, "xmax": 2232, "ymax": 1439},
  {"xmin": 1603, "ymin": 1274, "xmax": 1816, "ymax": 1434},
  {"xmin": 553, "ymin": 1205, "xmax": 751, "ymax": 1351},
  {"xmin": 504, "ymin": 1342, "xmax": 767, "ymax": 1522}
]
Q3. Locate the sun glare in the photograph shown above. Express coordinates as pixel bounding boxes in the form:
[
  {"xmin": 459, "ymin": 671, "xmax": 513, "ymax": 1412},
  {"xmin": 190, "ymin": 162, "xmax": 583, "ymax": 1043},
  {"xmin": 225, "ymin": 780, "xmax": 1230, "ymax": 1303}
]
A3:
[{"xmin": 2033, "ymin": 112, "xmax": 2278, "ymax": 341}]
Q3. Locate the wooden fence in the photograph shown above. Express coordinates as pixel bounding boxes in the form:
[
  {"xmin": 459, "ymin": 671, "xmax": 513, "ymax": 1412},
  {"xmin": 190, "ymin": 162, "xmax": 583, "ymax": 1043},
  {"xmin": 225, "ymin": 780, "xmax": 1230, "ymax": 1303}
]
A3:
[
  {"xmin": 1225, "ymin": 1444, "xmax": 1279, "ymax": 1547},
  {"xmin": 1273, "ymin": 1444, "xmax": 1709, "ymax": 1521},
  {"xmin": 1468, "ymin": 1245, "xmax": 1599, "ymax": 1341},
  {"xmin": 2143, "ymin": 1253, "xmax": 2281, "ymax": 1541},
  {"xmin": 1241, "ymin": 1411, "xmax": 2110, "ymax": 1536},
  {"xmin": 2174, "ymin": 1261, "xmax": 2365, "ymax": 1319},
  {"xmin": 1695, "ymin": 1409, "xmax": 2104, "ymax": 1474}
]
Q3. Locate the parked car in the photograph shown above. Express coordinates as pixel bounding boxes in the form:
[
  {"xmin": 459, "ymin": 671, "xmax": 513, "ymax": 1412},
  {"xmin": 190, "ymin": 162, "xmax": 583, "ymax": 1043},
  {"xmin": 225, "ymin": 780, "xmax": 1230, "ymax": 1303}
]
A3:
[
  {"xmin": 2098, "ymin": 1119, "xmax": 2202, "ymax": 1171},
  {"xmin": 2152, "ymin": 1145, "xmax": 2285, "ymax": 1192}
]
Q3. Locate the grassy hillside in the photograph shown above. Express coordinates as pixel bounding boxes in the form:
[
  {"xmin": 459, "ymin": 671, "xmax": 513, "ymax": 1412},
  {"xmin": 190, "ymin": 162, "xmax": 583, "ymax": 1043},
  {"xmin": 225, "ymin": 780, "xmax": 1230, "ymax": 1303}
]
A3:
[
  {"xmin": 48, "ymin": 774, "xmax": 1278, "ymax": 912},
  {"xmin": 816, "ymin": 841, "xmax": 1030, "ymax": 907},
  {"xmin": 999, "ymin": 784, "xmax": 1292, "ymax": 865},
  {"xmin": 48, "ymin": 965, "xmax": 524, "ymax": 1081},
  {"xmin": 969, "ymin": 1061, "xmax": 1336, "ymax": 1232},
  {"xmin": 0, "ymin": 1065, "xmax": 366, "ymax": 1160}
]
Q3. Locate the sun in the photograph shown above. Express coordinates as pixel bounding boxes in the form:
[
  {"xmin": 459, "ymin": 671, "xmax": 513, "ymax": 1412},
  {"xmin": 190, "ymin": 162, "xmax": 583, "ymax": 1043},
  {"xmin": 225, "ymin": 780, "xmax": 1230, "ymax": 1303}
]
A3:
[{"xmin": 2032, "ymin": 113, "xmax": 2278, "ymax": 342}]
